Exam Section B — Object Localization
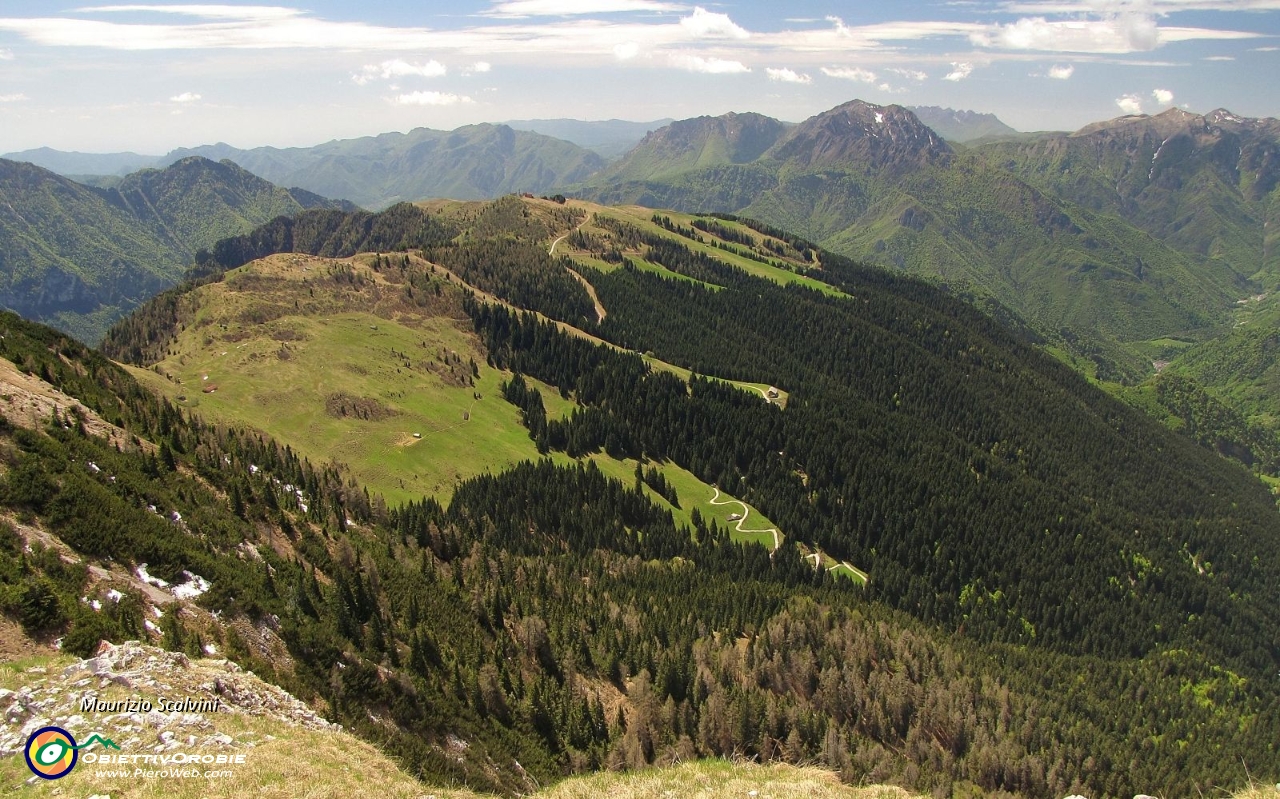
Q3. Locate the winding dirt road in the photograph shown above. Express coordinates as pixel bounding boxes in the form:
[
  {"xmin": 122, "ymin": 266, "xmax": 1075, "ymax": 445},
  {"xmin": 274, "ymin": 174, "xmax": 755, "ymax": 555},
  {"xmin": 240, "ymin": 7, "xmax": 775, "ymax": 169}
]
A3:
[
  {"xmin": 550, "ymin": 219, "xmax": 607, "ymax": 324},
  {"xmin": 709, "ymin": 486, "xmax": 781, "ymax": 550}
]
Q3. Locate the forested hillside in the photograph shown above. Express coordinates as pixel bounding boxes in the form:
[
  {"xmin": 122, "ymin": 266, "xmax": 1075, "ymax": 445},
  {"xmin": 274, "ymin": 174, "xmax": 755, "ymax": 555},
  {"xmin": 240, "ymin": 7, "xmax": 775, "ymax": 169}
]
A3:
[
  {"xmin": 0, "ymin": 156, "xmax": 348, "ymax": 343},
  {"xmin": 81, "ymin": 195, "xmax": 1280, "ymax": 797},
  {"xmin": 576, "ymin": 101, "xmax": 1243, "ymax": 382}
]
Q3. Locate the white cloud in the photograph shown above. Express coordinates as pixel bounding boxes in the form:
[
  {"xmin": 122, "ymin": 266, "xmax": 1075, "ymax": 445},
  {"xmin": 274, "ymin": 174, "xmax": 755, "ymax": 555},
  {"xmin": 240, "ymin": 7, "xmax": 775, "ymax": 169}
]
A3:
[
  {"xmin": 1152, "ymin": 88, "xmax": 1174, "ymax": 104},
  {"xmin": 76, "ymin": 5, "xmax": 302, "ymax": 20},
  {"xmin": 943, "ymin": 62, "xmax": 973, "ymax": 81},
  {"xmin": 1048, "ymin": 63, "xmax": 1074, "ymax": 79},
  {"xmin": 484, "ymin": 0, "xmax": 685, "ymax": 16},
  {"xmin": 887, "ymin": 67, "xmax": 928, "ymax": 81},
  {"xmin": 679, "ymin": 7, "xmax": 748, "ymax": 39},
  {"xmin": 393, "ymin": 91, "xmax": 473, "ymax": 106},
  {"xmin": 0, "ymin": 2, "xmax": 1260, "ymax": 65},
  {"xmin": 169, "ymin": 91, "xmax": 201, "ymax": 102},
  {"xmin": 1115, "ymin": 93, "xmax": 1143, "ymax": 114},
  {"xmin": 355, "ymin": 58, "xmax": 446, "ymax": 85},
  {"xmin": 1203, "ymin": 55, "xmax": 1235, "ymax": 60},
  {"xmin": 821, "ymin": 66, "xmax": 877, "ymax": 83},
  {"xmin": 472, "ymin": 61, "xmax": 492, "ymax": 72},
  {"xmin": 0, "ymin": 93, "xmax": 28, "ymax": 102},
  {"xmin": 766, "ymin": 67, "xmax": 811, "ymax": 84},
  {"xmin": 0, "ymin": 48, "xmax": 12, "ymax": 59},
  {"xmin": 971, "ymin": 14, "xmax": 1159, "ymax": 53},
  {"xmin": 1253, "ymin": 46, "xmax": 1280, "ymax": 51},
  {"xmin": 669, "ymin": 53, "xmax": 749, "ymax": 73},
  {"xmin": 1003, "ymin": 1, "xmax": 1280, "ymax": 12}
]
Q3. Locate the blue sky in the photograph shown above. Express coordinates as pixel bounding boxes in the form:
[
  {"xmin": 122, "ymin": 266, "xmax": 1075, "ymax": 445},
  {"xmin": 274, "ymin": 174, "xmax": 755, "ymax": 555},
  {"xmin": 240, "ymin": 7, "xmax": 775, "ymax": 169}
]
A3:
[{"xmin": 0, "ymin": 1, "xmax": 1276, "ymax": 153}]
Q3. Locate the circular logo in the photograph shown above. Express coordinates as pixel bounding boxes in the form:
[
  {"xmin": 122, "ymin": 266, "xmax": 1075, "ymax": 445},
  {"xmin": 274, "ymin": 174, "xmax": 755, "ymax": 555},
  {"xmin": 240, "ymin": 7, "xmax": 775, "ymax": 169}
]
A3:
[{"xmin": 24, "ymin": 726, "xmax": 78, "ymax": 780}]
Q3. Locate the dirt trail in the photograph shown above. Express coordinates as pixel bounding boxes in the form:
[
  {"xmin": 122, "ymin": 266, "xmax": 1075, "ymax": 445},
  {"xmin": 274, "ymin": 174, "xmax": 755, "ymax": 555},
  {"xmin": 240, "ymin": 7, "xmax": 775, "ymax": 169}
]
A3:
[
  {"xmin": 550, "ymin": 219, "xmax": 607, "ymax": 324},
  {"xmin": 709, "ymin": 486, "xmax": 781, "ymax": 550}
]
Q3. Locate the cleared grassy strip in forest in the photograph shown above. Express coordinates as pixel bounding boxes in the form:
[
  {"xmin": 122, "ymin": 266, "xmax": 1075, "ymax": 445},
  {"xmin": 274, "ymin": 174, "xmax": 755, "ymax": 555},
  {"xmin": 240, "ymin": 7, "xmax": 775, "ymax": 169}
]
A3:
[
  {"xmin": 583, "ymin": 455, "xmax": 781, "ymax": 547},
  {"xmin": 640, "ymin": 355, "xmax": 789, "ymax": 408},
  {"xmin": 582, "ymin": 204, "xmax": 843, "ymax": 296}
]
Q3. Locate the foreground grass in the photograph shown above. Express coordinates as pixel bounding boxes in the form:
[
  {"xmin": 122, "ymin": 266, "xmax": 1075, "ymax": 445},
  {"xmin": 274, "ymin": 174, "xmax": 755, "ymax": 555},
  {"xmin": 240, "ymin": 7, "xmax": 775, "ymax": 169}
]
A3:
[{"xmin": 538, "ymin": 760, "xmax": 921, "ymax": 799}]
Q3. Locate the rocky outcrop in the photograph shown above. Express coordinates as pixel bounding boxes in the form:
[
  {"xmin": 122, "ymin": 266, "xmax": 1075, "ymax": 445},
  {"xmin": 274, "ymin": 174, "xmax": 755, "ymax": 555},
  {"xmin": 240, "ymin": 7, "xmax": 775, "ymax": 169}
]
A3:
[{"xmin": 0, "ymin": 640, "xmax": 333, "ymax": 764}]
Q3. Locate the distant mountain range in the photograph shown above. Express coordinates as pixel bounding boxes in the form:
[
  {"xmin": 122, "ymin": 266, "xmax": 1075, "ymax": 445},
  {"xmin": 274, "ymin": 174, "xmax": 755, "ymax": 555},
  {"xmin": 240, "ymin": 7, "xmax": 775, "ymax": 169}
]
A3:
[
  {"xmin": 0, "ymin": 146, "xmax": 160, "ymax": 178},
  {"xmin": 7, "ymin": 123, "xmax": 612, "ymax": 210},
  {"xmin": 578, "ymin": 99, "xmax": 1280, "ymax": 381},
  {"xmin": 5, "ymin": 101, "xmax": 1279, "ymax": 394},
  {"xmin": 908, "ymin": 106, "xmax": 1020, "ymax": 142},
  {"xmin": 0, "ymin": 155, "xmax": 349, "ymax": 342},
  {"xmin": 501, "ymin": 117, "xmax": 675, "ymax": 158}
]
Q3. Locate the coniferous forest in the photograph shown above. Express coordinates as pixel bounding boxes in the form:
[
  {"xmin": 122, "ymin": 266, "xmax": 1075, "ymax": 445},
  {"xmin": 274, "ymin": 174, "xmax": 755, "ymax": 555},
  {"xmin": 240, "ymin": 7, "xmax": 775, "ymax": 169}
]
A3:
[{"xmin": 13, "ymin": 196, "xmax": 1280, "ymax": 798}]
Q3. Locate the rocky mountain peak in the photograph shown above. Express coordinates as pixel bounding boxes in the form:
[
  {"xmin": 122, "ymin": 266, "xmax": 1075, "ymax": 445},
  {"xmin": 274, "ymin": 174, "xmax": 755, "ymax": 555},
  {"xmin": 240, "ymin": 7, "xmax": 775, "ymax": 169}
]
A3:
[{"xmin": 765, "ymin": 99, "xmax": 952, "ymax": 176}]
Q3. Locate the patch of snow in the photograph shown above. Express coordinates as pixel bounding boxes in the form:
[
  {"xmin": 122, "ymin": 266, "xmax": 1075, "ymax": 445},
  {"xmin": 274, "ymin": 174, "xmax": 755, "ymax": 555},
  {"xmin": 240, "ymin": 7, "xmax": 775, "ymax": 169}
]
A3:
[
  {"xmin": 249, "ymin": 464, "xmax": 259, "ymax": 474},
  {"xmin": 107, "ymin": 589, "xmax": 123, "ymax": 602},
  {"xmin": 90, "ymin": 599, "xmax": 102, "ymax": 612},
  {"xmin": 170, "ymin": 510, "xmax": 182, "ymax": 523},
  {"xmin": 136, "ymin": 563, "xmax": 170, "ymax": 588},
  {"xmin": 144, "ymin": 619, "xmax": 160, "ymax": 633},
  {"xmin": 874, "ymin": 112, "xmax": 883, "ymax": 123},
  {"xmin": 87, "ymin": 461, "xmax": 100, "ymax": 473},
  {"xmin": 204, "ymin": 643, "xmax": 218, "ymax": 655},
  {"xmin": 298, "ymin": 502, "xmax": 308, "ymax": 512},
  {"xmin": 153, "ymin": 606, "xmax": 164, "ymax": 618},
  {"xmin": 171, "ymin": 571, "xmax": 211, "ymax": 600},
  {"xmin": 147, "ymin": 505, "xmax": 158, "ymax": 514}
]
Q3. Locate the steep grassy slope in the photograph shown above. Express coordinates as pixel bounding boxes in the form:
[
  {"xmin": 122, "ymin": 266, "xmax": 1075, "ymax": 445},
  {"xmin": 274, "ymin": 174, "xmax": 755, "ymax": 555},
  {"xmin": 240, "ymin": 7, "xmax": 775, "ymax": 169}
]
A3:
[{"xmin": 0, "ymin": 157, "xmax": 347, "ymax": 343}]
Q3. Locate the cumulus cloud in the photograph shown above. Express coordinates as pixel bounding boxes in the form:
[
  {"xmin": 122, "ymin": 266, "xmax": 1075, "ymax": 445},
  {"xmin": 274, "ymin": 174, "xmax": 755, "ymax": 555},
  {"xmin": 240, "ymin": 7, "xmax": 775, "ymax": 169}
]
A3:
[
  {"xmin": 943, "ymin": 62, "xmax": 973, "ymax": 81},
  {"xmin": 614, "ymin": 41, "xmax": 640, "ymax": 60},
  {"xmin": 1115, "ymin": 93, "xmax": 1143, "ymax": 114},
  {"xmin": 669, "ymin": 53, "xmax": 749, "ymax": 73},
  {"xmin": 169, "ymin": 91, "xmax": 201, "ymax": 102},
  {"xmin": 888, "ymin": 67, "xmax": 928, "ymax": 81},
  {"xmin": 0, "ymin": 92, "xmax": 28, "ymax": 102},
  {"xmin": 1048, "ymin": 63, "xmax": 1074, "ymax": 79},
  {"xmin": 679, "ymin": 7, "xmax": 749, "ymax": 39},
  {"xmin": 972, "ymin": 13, "xmax": 1159, "ymax": 53},
  {"xmin": 393, "ymin": 91, "xmax": 473, "ymax": 106},
  {"xmin": 1152, "ymin": 88, "xmax": 1174, "ymax": 104},
  {"xmin": 354, "ymin": 58, "xmax": 446, "ymax": 85},
  {"xmin": 766, "ymin": 67, "xmax": 811, "ymax": 84},
  {"xmin": 472, "ymin": 61, "xmax": 491, "ymax": 72},
  {"xmin": 821, "ymin": 66, "xmax": 877, "ymax": 83}
]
